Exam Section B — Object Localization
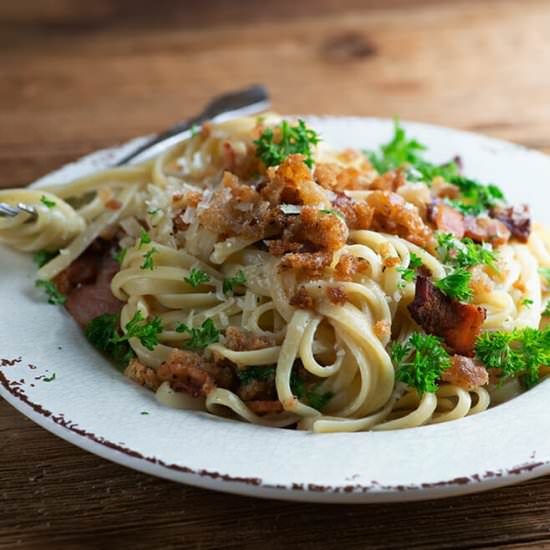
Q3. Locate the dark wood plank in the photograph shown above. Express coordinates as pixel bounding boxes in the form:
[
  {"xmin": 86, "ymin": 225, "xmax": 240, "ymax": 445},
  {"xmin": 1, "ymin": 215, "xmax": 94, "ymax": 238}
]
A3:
[
  {"xmin": 3, "ymin": 1, "xmax": 550, "ymax": 548},
  {"xmin": 3, "ymin": 398, "xmax": 550, "ymax": 550}
]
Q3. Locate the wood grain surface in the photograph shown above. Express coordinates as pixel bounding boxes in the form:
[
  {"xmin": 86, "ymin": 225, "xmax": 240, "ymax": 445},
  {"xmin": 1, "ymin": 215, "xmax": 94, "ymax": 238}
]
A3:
[{"xmin": 2, "ymin": 0, "xmax": 550, "ymax": 548}]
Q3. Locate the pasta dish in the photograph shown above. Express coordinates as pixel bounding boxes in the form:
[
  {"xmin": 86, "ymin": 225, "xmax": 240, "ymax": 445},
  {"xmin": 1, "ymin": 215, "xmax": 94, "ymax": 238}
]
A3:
[{"xmin": 1, "ymin": 115, "xmax": 549, "ymax": 433}]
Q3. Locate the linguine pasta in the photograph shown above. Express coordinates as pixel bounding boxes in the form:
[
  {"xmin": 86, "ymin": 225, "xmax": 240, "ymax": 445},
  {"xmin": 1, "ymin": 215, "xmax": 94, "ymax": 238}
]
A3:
[{"xmin": 1, "ymin": 114, "xmax": 550, "ymax": 433}]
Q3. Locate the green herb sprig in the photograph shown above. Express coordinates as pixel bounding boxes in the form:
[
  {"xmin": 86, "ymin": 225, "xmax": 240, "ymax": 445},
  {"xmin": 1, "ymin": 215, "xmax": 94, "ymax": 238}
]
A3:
[
  {"xmin": 396, "ymin": 252, "xmax": 423, "ymax": 285},
  {"xmin": 184, "ymin": 268, "xmax": 210, "ymax": 288},
  {"xmin": 223, "ymin": 270, "xmax": 246, "ymax": 294},
  {"xmin": 254, "ymin": 119, "xmax": 321, "ymax": 169},
  {"xmin": 35, "ymin": 280, "xmax": 66, "ymax": 305},
  {"xmin": 390, "ymin": 333, "xmax": 451, "ymax": 394},
  {"xmin": 33, "ymin": 250, "xmax": 58, "ymax": 268},
  {"xmin": 434, "ymin": 267, "xmax": 473, "ymax": 302},
  {"xmin": 85, "ymin": 313, "xmax": 135, "ymax": 367},
  {"xmin": 176, "ymin": 318, "xmax": 220, "ymax": 350},
  {"xmin": 40, "ymin": 195, "xmax": 56, "ymax": 209},
  {"xmin": 475, "ymin": 327, "xmax": 550, "ymax": 389}
]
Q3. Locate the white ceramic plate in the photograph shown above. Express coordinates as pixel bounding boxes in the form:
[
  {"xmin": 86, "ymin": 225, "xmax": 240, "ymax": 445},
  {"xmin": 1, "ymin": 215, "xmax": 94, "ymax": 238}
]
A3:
[{"xmin": 2, "ymin": 117, "xmax": 550, "ymax": 503}]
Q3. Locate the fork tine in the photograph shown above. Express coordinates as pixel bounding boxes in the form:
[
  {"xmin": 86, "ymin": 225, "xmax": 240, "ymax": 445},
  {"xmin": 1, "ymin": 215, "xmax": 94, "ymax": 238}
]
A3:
[{"xmin": 0, "ymin": 202, "xmax": 37, "ymax": 220}]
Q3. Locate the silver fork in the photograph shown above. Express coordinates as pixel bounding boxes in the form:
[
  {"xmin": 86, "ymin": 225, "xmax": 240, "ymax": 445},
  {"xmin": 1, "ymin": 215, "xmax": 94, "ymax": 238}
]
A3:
[{"xmin": 0, "ymin": 84, "xmax": 270, "ymax": 220}]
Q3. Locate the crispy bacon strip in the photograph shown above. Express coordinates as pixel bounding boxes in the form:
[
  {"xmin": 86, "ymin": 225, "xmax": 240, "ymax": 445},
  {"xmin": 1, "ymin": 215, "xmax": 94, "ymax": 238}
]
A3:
[
  {"xmin": 463, "ymin": 215, "xmax": 510, "ymax": 246},
  {"xmin": 408, "ymin": 275, "xmax": 486, "ymax": 356},
  {"xmin": 427, "ymin": 201, "xmax": 465, "ymax": 238},
  {"xmin": 490, "ymin": 204, "xmax": 531, "ymax": 243},
  {"xmin": 441, "ymin": 355, "xmax": 489, "ymax": 390}
]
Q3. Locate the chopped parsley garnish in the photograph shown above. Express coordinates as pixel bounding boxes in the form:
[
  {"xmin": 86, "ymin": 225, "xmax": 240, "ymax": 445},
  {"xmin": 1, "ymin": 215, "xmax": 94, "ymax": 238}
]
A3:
[
  {"xmin": 543, "ymin": 302, "xmax": 550, "ymax": 317},
  {"xmin": 140, "ymin": 411, "xmax": 150, "ymax": 415},
  {"xmin": 237, "ymin": 366, "xmax": 275, "ymax": 385},
  {"xmin": 40, "ymin": 195, "xmax": 56, "ymax": 208},
  {"xmin": 521, "ymin": 298, "xmax": 534, "ymax": 308},
  {"xmin": 191, "ymin": 123, "xmax": 200, "ymax": 137},
  {"xmin": 447, "ymin": 176, "xmax": 505, "ymax": 216},
  {"xmin": 176, "ymin": 318, "xmax": 220, "ymax": 350},
  {"xmin": 114, "ymin": 248, "xmax": 127, "ymax": 265},
  {"xmin": 35, "ymin": 279, "xmax": 66, "ymax": 305},
  {"xmin": 113, "ymin": 311, "xmax": 163, "ymax": 351},
  {"xmin": 397, "ymin": 252, "xmax": 423, "ymax": 285},
  {"xmin": 33, "ymin": 250, "xmax": 58, "ymax": 268},
  {"xmin": 365, "ymin": 119, "xmax": 459, "ymax": 183},
  {"xmin": 390, "ymin": 333, "xmax": 451, "ymax": 394},
  {"xmin": 147, "ymin": 208, "xmax": 161, "ymax": 216},
  {"xmin": 319, "ymin": 208, "xmax": 345, "ymax": 220},
  {"xmin": 289, "ymin": 369, "xmax": 333, "ymax": 411},
  {"xmin": 43, "ymin": 373, "xmax": 56, "ymax": 382},
  {"xmin": 434, "ymin": 268, "xmax": 473, "ymax": 302},
  {"xmin": 184, "ymin": 268, "xmax": 210, "ymax": 288},
  {"xmin": 475, "ymin": 328, "xmax": 550, "ymax": 389},
  {"xmin": 141, "ymin": 247, "xmax": 158, "ymax": 270},
  {"xmin": 138, "ymin": 228, "xmax": 152, "ymax": 248},
  {"xmin": 539, "ymin": 267, "xmax": 550, "ymax": 286},
  {"xmin": 436, "ymin": 233, "xmax": 498, "ymax": 271},
  {"xmin": 85, "ymin": 313, "xmax": 135, "ymax": 367},
  {"xmin": 223, "ymin": 270, "xmax": 246, "ymax": 294},
  {"xmin": 254, "ymin": 119, "xmax": 321, "ymax": 169}
]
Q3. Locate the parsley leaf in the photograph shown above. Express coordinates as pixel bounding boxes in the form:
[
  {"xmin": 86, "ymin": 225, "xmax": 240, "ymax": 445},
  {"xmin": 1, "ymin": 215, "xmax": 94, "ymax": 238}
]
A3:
[
  {"xmin": 114, "ymin": 248, "xmax": 127, "ymax": 265},
  {"xmin": 176, "ymin": 318, "xmax": 220, "ymax": 350},
  {"xmin": 141, "ymin": 247, "xmax": 158, "ymax": 270},
  {"xmin": 35, "ymin": 279, "xmax": 66, "ymax": 305},
  {"xmin": 306, "ymin": 385, "xmax": 334, "ymax": 411},
  {"xmin": 33, "ymin": 250, "xmax": 58, "ymax": 268},
  {"xmin": 397, "ymin": 252, "xmax": 423, "ymax": 285},
  {"xmin": 85, "ymin": 313, "xmax": 135, "ymax": 367},
  {"xmin": 290, "ymin": 368, "xmax": 305, "ymax": 399},
  {"xmin": 521, "ymin": 298, "xmax": 534, "ymax": 308},
  {"xmin": 475, "ymin": 328, "xmax": 550, "ymax": 389},
  {"xmin": 223, "ymin": 270, "xmax": 246, "ymax": 294},
  {"xmin": 436, "ymin": 233, "xmax": 497, "ymax": 271},
  {"xmin": 447, "ymin": 176, "xmax": 505, "ymax": 215},
  {"xmin": 40, "ymin": 195, "xmax": 56, "ymax": 208},
  {"xmin": 254, "ymin": 119, "xmax": 321, "ymax": 169},
  {"xmin": 113, "ymin": 311, "xmax": 163, "ymax": 351},
  {"xmin": 543, "ymin": 303, "xmax": 550, "ymax": 317},
  {"xmin": 366, "ymin": 119, "xmax": 459, "ymax": 183},
  {"xmin": 391, "ymin": 333, "xmax": 451, "ymax": 394},
  {"xmin": 184, "ymin": 268, "xmax": 210, "ymax": 288},
  {"xmin": 237, "ymin": 366, "xmax": 275, "ymax": 385},
  {"xmin": 43, "ymin": 373, "xmax": 56, "ymax": 382},
  {"xmin": 434, "ymin": 268, "xmax": 473, "ymax": 302},
  {"xmin": 138, "ymin": 228, "xmax": 152, "ymax": 248}
]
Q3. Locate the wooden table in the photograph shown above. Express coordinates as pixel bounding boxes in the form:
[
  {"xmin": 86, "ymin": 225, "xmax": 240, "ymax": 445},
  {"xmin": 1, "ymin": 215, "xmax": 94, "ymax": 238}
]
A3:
[{"xmin": 3, "ymin": 0, "xmax": 550, "ymax": 547}]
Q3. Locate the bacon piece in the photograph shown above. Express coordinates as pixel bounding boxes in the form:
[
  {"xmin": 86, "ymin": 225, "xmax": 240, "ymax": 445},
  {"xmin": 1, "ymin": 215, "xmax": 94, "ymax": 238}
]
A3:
[
  {"xmin": 367, "ymin": 191, "xmax": 433, "ymax": 249},
  {"xmin": 290, "ymin": 286, "xmax": 316, "ymax": 310},
  {"xmin": 408, "ymin": 275, "xmax": 486, "ymax": 356},
  {"xmin": 224, "ymin": 327, "xmax": 275, "ymax": 351},
  {"xmin": 463, "ymin": 215, "xmax": 510, "ymax": 246},
  {"xmin": 427, "ymin": 202, "xmax": 465, "ymax": 238},
  {"xmin": 490, "ymin": 204, "xmax": 531, "ymax": 243},
  {"xmin": 157, "ymin": 349, "xmax": 215, "ymax": 397},
  {"xmin": 441, "ymin": 355, "xmax": 489, "ymax": 390},
  {"xmin": 334, "ymin": 254, "xmax": 370, "ymax": 281},
  {"xmin": 246, "ymin": 400, "xmax": 284, "ymax": 415},
  {"xmin": 280, "ymin": 251, "xmax": 332, "ymax": 278},
  {"xmin": 326, "ymin": 286, "xmax": 347, "ymax": 305},
  {"xmin": 124, "ymin": 358, "xmax": 160, "ymax": 391},
  {"xmin": 331, "ymin": 192, "xmax": 373, "ymax": 230},
  {"xmin": 64, "ymin": 253, "xmax": 123, "ymax": 328}
]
